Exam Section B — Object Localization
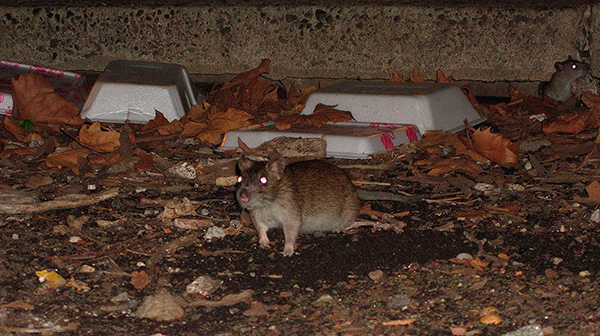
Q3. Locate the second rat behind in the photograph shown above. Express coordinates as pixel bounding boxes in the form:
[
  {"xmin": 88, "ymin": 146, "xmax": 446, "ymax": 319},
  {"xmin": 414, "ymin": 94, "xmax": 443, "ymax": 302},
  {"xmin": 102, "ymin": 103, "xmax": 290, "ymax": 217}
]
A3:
[{"xmin": 236, "ymin": 155, "xmax": 360, "ymax": 256}]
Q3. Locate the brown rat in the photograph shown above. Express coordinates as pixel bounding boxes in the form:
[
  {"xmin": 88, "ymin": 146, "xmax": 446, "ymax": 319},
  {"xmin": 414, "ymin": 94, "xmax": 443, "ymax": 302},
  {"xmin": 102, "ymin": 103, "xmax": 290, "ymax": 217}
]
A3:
[
  {"xmin": 236, "ymin": 155, "xmax": 360, "ymax": 256},
  {"xmin": 542, "ymin": 59, "xmax": 590, "ymax": 102}
]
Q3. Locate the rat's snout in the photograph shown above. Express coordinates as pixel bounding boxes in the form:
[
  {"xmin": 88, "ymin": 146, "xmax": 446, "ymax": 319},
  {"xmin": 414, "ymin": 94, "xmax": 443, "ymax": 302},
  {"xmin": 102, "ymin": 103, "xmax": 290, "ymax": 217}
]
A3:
[{"xmin": 237, "ymin": 188, "xmax": 250, "ymax": 204}]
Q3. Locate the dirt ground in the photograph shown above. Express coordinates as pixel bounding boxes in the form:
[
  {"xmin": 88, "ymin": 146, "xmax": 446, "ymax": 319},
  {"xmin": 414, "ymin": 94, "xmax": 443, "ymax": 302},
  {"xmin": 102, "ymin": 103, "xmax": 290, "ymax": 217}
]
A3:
[{"xmin": 1, "ymin": 76, "xmax": 600, "ymax": 336}]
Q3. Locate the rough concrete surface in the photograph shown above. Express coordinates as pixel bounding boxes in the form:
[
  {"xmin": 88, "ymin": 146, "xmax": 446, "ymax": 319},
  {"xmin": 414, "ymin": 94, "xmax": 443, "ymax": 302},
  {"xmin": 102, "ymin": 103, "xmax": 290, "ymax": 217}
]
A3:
[{"xmin": 0, "ymin": 1, "xmax": 598, "ymax": 95}]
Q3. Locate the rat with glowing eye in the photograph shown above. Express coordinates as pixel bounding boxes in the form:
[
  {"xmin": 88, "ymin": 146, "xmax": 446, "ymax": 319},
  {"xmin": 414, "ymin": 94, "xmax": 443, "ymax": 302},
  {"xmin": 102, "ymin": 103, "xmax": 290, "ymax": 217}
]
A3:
[
  {"xmin": 236, "ymin": 154, "xmax": 359, "ymax": 256},
  {"xmin": 542, "ymin": 58, "xmax": 590, "ymax": 102}
]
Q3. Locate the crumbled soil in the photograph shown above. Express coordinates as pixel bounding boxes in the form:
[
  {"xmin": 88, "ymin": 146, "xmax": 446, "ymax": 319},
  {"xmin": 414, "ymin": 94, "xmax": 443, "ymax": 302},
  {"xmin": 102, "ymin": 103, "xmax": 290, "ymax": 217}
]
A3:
[{"xmin": 1, "ymin": 97, "xmax": 600, "ymax": 336}]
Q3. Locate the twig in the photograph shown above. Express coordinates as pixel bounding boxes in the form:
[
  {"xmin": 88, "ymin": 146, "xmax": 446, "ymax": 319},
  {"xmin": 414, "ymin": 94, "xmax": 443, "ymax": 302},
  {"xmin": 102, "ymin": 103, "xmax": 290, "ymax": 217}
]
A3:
[
  {"xmin": 0, "ymin": 325, "xmax": 67, "ymax": 333},
  {"xmin": 0, "ymin": 188, "xmax": 120, "ymax": 214}
]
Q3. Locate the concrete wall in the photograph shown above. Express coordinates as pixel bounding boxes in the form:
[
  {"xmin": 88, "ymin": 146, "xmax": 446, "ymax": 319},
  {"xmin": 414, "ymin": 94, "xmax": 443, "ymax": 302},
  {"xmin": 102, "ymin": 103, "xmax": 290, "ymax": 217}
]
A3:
[{"xmin": 1, "ymin": 1, "xmax": 598, "ymax": 95}]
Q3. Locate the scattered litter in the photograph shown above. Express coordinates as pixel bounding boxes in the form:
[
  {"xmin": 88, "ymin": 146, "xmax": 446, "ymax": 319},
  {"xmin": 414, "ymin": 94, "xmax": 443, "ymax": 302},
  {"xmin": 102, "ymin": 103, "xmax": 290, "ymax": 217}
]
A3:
[
  {"xmin": 0, "ymin": 60, "xmax": 88, "ymax": 115},
  {"xmin": 186, "ymin": 275, "xmax": 223, "ymax": 297},
  {"xmin": 168, "ymin": 161, "xmax": 197, "ymax": 180},
  {"xmin": 368, "ymin": 269, "xmax": 384, "ymax": 282},
  {"xmin": 314, "ymin": 294, "xmax": 333, "ymax": 304}
]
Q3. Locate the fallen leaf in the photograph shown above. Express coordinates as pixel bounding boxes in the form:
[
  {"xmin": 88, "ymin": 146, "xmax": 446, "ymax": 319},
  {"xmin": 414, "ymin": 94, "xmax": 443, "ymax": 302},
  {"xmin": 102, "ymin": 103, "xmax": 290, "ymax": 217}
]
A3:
[
  {"xmin": 45, "ymin": 148, "xmax": 91, "ymax": 174},
  {"xmin": 157, "ymin": 119, "xmax": 184, "ymax": 136},
  {"xmin": 410, "ymin": 68, "xmax": 424, "ymax": 83},
  {"xmin": 436, "ymin": 69, "xmax": 454, "ymax": 83},
  {"xmin": 187, "ymin": 101, "xmax": 211, "ymax": 120},
  {"xmin": 542, "ymin": 110, "xmax": 598, "ymax": 135},
  {"xmin": 585, "ymin": 180, "xmax": 600, "ymax": 202},
  {"xmin": 11, "ymin": 73, "xmax": 83, "ymax": 126},
  {"xmin": 141, "ymin": 110, "xmax": 170, "ymax": 132},
  {"xmin": 180, "ymin": 121, "xmax": 208, "ymax": 137},
  {"xmin": 209, "ymin": 107, "xmax": 254, "ymax": 133},
  {"xmin": 1, "ymin": 300, "xmax": 34, "ymax": 310},
  {"xmin": 79, "ymin": 122, "xmax": 121, "ymax": 153},
  {"xmin": 471, "ymin": 128, "xmax": 518, "ymax": 165},
  {"xmin": 387, "ymin": 72, "xmax": 407, "ymax": 83},
  {"xmin": 243, "ymin": 301, "xmax": 269, "ymax": 317},
  {"xmin": 3, "ymin": 116, "xmax": 29, "ymax": 141},
  {"xmin": 131, "ymin": 271, "xmax": 150, "ymax": 290},
  {"xmin": 196, "ymin": 128, "xmax": 225, "ymax": 146},
  {"xmin": 382, "ymin": 318, "xmax": 416, "ymax": 326},
  {"xmin": 66, "ymin": 277, "xmax": 90, "ymax": 292}
]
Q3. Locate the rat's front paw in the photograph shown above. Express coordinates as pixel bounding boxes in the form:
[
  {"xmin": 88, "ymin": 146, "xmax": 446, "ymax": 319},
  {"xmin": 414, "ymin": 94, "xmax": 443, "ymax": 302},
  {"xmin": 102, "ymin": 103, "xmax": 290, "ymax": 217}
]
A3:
[
  {"xmin": 258, "ymin": 237, "xmax": 270, "ymax": 248},
  {"xmin": 282, "ymin": 244, "xmax": 295, "ymax": 257}
]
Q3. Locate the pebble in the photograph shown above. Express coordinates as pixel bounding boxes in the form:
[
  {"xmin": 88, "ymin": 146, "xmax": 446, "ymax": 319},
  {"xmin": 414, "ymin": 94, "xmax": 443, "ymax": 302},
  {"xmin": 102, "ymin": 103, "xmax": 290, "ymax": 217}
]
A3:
[
  {"xmin": 591, "ymin": 209, "xmax": 600, "ymax": 223},
  {"xmin": 204, "ymin": 226, "xmax": 226, "ymax": 240},
  {"xmin": 456, "ymin": 253, "xmax": 474, "ymax": 260},
  {"xmin": 501, "ymin": 324, "xmax": 543, "ymax": 336}
]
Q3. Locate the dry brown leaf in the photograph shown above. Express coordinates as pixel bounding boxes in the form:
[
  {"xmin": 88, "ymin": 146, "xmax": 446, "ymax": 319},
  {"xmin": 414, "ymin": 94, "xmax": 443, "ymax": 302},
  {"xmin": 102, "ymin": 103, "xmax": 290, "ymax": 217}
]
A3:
[
  {"xmin": 79, "ymin": 122, "xmax": 121, "ymax": 153},
  {"xmin": 582, "ymin": 92, "xmax": 600, "ymax": 110},
  {"xmin": 157, "ymin": 119, "xmax": 184, "ymax": 136},
  {"xmin": 542, "ymin": 110, "xmax": 598, "ymax": 135},
  {"xmin": 45, "ymin": 148, "xmax": 91, "ymax": 174},
  {"xmin": 436, "ymin": 69, "xmax": 454, "ymax": 83},
  {"xmin": 421, "ymin": 158, "xmax": 484, "ymax": 176},
  {"xmin": 196, "ymin": 128, "xmax": 225, "ymax": 145},
  {"xmin": 181, "ymin": 121, "xmax": 208, "ymax": 137},
  {"xmin": 382, "ymin": 318, "xmax": 416, "ymax": 326},
  {"xmin": 141, "ymin": 110, "xmax": 170, "ymax": 132},
  {"xmin": 131, "ymin": 271, "xmax": 150, "ymax": 290},
  {"xmin": 410, "ymin": 68, "xmax": 425, "ymax": 83},
  {"xmin": 208, "ymin": 107, "xmax": 254, "ymax": 134},
  {"xmin": 187, "ymin": 101, "xmax": 211, "ymax": 120},
  {"xmin": 585, "ymin": 180, "xmax": 600, "ymax": 202},
  {"xmin": 471, "ymin": 128, "xmax": 518, "ymax": 165},
  {"xmin": 221, "ymin": 59, "xmax": 270, "ymax": 91},
  {"xmin": 11, "ymin": 73, "xmax": 83, "ymax": 126},
  {"xmin": 387, "ymin": 72, "xmax": 407, "ymax": 83},
  {"xmin": 1, "ymin": 300, "xmax": 34, "ymax": 310},
  {"xmin": 2, "ymin": 116, "xmax": 28, "ymax": 141}
]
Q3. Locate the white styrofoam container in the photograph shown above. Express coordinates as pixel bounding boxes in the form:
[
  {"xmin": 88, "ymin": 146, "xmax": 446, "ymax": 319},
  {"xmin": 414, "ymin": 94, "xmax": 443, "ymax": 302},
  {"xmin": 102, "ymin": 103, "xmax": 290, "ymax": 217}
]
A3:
[
  {"xmin": 0, "ymin": 92, "xmax": 13, "ymax": 115},
  {"xmin": 81, "ymin": 60, "xmax": 197, "ymax": 124},
  {"xmin": 220, "ymin": 122, "xmax": 421, "ymax": 159},
  {"xmin": 301, "ymin": 81, "xmax": 485, "ymax": 133}
]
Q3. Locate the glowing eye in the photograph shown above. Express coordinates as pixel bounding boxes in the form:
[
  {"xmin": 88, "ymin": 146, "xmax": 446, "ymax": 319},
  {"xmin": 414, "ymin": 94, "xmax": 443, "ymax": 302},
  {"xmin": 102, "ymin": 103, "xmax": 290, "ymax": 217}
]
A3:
[
  {"xmin": 259, "ymin": 176, "xmax": 268, "ymax": 185},
  {"xmin": 572, "ymin": 64, "xmax": 577, "ymax": 69},
  {"xmin": 237, "ymin": 176, "xmax": 243, "ymax": 183}
]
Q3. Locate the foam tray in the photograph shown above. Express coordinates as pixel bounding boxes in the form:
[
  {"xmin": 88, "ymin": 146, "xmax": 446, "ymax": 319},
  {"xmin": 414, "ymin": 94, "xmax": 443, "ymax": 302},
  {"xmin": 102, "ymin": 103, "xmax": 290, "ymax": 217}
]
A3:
[
  {"xmin": 81, "ymin": 60, "xmax": 196, "ymax": 124},
  {"xmin": 220, "ymin": 122, "xmax": 421, "ymax": 159},
  {"xmin": 301, "ymin": 81, "xmax": 485, "ymax": 133}
]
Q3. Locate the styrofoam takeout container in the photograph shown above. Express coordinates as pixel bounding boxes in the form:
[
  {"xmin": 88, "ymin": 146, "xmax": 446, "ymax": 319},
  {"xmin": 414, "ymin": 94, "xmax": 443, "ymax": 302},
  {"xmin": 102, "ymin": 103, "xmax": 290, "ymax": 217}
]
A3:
[
  {"xmin": 81, "ymin": 60, "xmax": 197, "ymax": 124},
  {"xmin": 301, "ymin": 81, "xmax": 486, "ymax": 133},
  {"xmin": 220, "ymin": 122, "xmax": 421, "ymax": 159},
  {"xmin": 0, "ymin": 61, "xmax": 89, "ymax": 115},
  {"xmin": 220, "ymin": 81, "xmax": 485, "ymax": 158}
]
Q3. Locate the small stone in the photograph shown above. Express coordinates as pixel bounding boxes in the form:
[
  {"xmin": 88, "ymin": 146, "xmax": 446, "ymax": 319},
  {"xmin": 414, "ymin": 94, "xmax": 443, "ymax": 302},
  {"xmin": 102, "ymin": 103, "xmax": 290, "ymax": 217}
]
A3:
[
  {"xmin": 501, "ymin": 324, "xmax": 543, "ymax": 336},
  {"xmin": 11, "ymin": 233, "xmax": 18, "ymax": 240},
  {"xmin": 314, "ymin": 294, "xmax": 333, "ymax": 304},
  {"xmin": 204, "ymin": 226, "xmax": 226, "ymax": 240},
  {"xmin": 473, "ymin": 183, "xmax": 494, "ymax": 192},
  {"xmin": 506, "ymin": 184, "xmax": 525, "ymax": 192},
  {"xmin": 388, "ymin": 294, "xmax": 410, "ymax": 309},
  {"xmin": 456, "ymin": 253, "xmax": 474, "ymax": 260},
  {"xmin": 135, "ymin": 288, "xmax": 184, "ymax": 321},
  {"xmin": 368, "ymin": 269, "xmax": 384, "ymax": 282},
  {"xmin": 200, "ymin": 208, "xmax": 210, "ymax": 216},
  {"xmin": 579, "ymin": 270, "xmax": 591, "ymax": 277},
  {"xmin": 69, "ymin": 236, "xmax": 82, "ymax": 243},
  {"xmin": 591, "ymin": 209, "xmax": 600, "ymax": 223},
  {"xmin": 79, "ymin": 265, "xmax": 95, "ymax": 273},
  {"xmin": 551, "ymin": 257, "xmax": 563, "ymax": 265},
  {"xmin": 87, "ymin": 184, "xmax": 96, "ymax": 190}
]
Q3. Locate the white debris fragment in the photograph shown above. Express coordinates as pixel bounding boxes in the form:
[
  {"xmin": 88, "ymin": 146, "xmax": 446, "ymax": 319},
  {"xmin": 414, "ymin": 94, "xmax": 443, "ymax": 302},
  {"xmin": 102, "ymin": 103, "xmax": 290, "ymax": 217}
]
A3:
[
  {"xmin": 529, "ymin": 114, "xmax": 547, "ymax": 122},
  {"xmin": 168, "ymin": 161, "xmax": 197, "ymax": 180},
  {"xmin": 473, "ymin": 183, "xmax": 494, "ymax": 192},
  {"xmin": 501, "ymin": 324, "xmax": 543, "ymax": 336},
  {"xmin": 591, "ymin": 209, "xmax": 600, "ymax": 223},
  {"xmin": 204, "ymin": 226, "xmax": 226, "ymax": 240},
  {"xmin": 186, "ymin": 275, "xmax": 223, "ymax": 297},
  {"xmin": 456, "ymin": 253, "xmax": 474, "ymax": 260}
]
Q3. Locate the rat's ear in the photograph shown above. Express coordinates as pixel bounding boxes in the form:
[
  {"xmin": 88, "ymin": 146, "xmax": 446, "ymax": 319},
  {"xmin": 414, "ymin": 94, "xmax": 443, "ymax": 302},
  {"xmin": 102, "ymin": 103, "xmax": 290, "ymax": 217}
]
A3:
[
  {"xmin": 555, "ymin": 61, "xmax": 564, "ymax": 71},
  {"xmin": 238, "ymin": 154, "xmax": 254, "ymax": 173},
  {"xmin": 266, "ymin": 156, "xmax": 286, "ymax": 176}
]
